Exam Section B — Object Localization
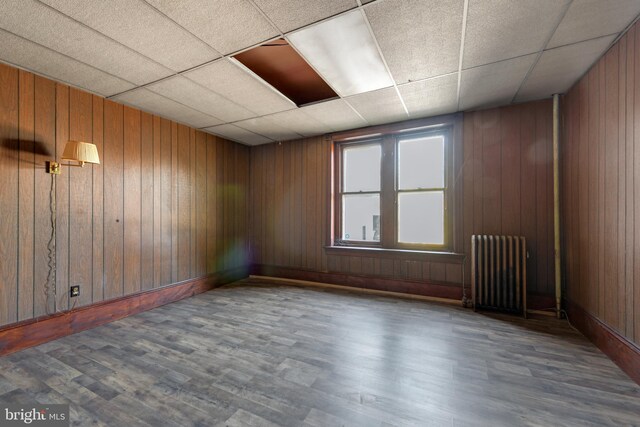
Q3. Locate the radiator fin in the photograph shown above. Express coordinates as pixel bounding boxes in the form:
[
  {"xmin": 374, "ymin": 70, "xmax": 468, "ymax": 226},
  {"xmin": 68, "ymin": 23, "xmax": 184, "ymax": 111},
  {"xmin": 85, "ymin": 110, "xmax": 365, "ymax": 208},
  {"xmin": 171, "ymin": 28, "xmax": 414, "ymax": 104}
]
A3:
[{"xmin": 471, "ymin": 235, "xmax": 527, "ymax": 317}]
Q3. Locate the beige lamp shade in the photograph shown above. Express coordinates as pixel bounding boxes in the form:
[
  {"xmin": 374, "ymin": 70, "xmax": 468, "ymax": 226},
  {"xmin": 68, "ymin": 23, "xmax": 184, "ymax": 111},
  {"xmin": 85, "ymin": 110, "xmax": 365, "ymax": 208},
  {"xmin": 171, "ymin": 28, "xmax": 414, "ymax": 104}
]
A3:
[{"xmin": 61, "ymin": 141, "xmax": 100, "ymax": 166}]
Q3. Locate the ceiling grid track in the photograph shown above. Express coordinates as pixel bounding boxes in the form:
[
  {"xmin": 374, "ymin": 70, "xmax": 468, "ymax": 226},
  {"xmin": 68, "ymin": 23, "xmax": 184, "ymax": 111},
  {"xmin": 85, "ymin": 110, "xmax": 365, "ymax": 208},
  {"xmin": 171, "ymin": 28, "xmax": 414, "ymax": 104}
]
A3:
[
  {"xmin": 2, "ymin": 0, "xmax": 639, "ymax": 144},
  {"xmin": 358, "ymin": 6, "xmax": 409, "ymax": 118},
  {"xmin": 455, "ymin": 0, "xmax": 469, "ymax": 111},
  {"xmin": 33, "ymin": 0, "xmax": 179, "ymax": 74},
  {"xmin": 511, "ymin": 0, "xmax": 574, "ymax": 104},
  {"xmin": 0, "ymin": 26, "xmax": 138, "ymax": 96}
]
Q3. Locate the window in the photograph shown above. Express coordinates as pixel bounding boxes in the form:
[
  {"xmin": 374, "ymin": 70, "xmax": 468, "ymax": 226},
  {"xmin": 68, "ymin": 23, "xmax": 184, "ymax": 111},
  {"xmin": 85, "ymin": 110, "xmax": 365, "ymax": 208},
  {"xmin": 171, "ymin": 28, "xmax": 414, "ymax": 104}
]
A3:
[
  {"xmin": 340, "ymin": 142, "xmax": 381, "ymax": 242},
  {"xmin": 332, "ymin": 116, "xmax": 458, "ymax": 252},
  {"xmin": 397, "ymin": 134, "xmax": 445, "ymax": 245}
]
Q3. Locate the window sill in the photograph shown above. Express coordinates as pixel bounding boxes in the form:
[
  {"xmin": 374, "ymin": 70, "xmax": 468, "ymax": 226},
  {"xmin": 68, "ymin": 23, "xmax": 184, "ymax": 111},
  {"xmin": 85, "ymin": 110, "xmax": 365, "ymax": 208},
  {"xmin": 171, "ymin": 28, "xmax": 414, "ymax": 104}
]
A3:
[{"xmin": 324, "ymin": 246, "xmax": 465, "ymax": 264}]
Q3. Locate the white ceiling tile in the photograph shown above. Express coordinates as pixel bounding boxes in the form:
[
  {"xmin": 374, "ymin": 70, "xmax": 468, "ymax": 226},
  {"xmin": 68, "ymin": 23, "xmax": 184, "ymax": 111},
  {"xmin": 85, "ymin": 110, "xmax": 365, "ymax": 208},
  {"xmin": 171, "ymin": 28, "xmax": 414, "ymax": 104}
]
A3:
[
  {"xmin": 398, "ymin": 74, "xmax": 458, "ymax": 119},
  {"xmin": 460, "ymin": 54, "xmax": 537, "ymax": 110},
  {"xmin": 346, "ymin": 87, "xmax": 408, "ymax": 126},
  {"xmin": 463, "ymin": 0, "xmax": 570, "ymax": 68},
  {"xmin": 204, "ymin": 124, "xmax": 273, "ymax": 146},
  {"xmin": 0, "ymin": 0, "xmax": 172, "ymax": 85},
  {"xmin": 183, "ymin": 60, "xmax": 295, "ymax": 116},
  {"xmin": 147, "ymin": 75, "xmax": 255, "ymax": 122},
  {"xmin": 365, "ymin": 0, "xmax": 464, "ymax": 84},
  {"xmin": 234, "ymin": 116, "xmax": 303, "ymax": 141},
  {"xmin": 252, "ymin": 0, "xmax": 357, "ymax": 33},
  {"xmin": 266, "ymin": 109, "xmax": 333, "ymax": 137},
  {"xmin": 300, "ymin": 98, "xmax": 367, "ymax": 131},
  {"xmin": 112, "ymin": 88, "xmax": 223, "ymax": 128},
  {"xmin": 548, "ymin": 0, "xmax": 640, "ymax": 48},
  {"xmin": 40, "ymin": 0, "xmax": 220, "ymax": 72},
  {"xmin": 516, "ymin": 35, "xmax": 615, "ymax": 103},
  {"xmin": 0, "ymin": 29, "xmax": 134, "ymax": 96},
  {"xmin": 288, "ymin": 10, "xmax": 393, "ymax": 97},
  {"xmin": 145, "ymin": 0, "xmax": 279, "ymax": 55}
]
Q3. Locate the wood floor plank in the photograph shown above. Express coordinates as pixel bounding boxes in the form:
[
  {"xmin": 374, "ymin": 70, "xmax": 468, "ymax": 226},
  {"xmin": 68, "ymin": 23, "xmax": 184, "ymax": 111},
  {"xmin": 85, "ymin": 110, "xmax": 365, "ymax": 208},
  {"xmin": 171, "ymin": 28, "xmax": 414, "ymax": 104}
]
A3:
[{"xmin": 0, "ymin": 279, "xmax": 638, "ymax": 427}]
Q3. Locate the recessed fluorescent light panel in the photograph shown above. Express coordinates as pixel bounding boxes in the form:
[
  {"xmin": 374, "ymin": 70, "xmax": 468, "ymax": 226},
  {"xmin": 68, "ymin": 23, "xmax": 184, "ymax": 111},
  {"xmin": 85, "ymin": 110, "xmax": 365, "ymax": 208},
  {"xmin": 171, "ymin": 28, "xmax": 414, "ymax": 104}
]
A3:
[
  {"xmin": 287, "ymin": 10, "xmax": 394, "ymax": 97},
  {"xmin": 233, "ymin": 38, "xmax": 338, "ymax": 106}
]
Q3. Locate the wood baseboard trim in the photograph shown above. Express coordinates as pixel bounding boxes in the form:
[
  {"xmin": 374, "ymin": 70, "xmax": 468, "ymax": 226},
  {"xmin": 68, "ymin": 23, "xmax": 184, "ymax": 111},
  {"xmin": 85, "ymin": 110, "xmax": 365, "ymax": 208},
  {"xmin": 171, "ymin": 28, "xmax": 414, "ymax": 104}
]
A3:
[
  {"xmin": 0, "ymin": 267, "xmax": 248, "ymax": 357},
  {"xmin": 567, "ymin": 301, "xmax": 640, "ymax": 385},
  {"xmin": 250, "ymin": 264, "xmax": 464, "ymax": 301},
  {"xmin": 249, "ymin": 275, "xmax": 462, "ymax": 305},
  {"xmin": 250, "ymin": 265, "xmax": 556, "ymax": 311}
]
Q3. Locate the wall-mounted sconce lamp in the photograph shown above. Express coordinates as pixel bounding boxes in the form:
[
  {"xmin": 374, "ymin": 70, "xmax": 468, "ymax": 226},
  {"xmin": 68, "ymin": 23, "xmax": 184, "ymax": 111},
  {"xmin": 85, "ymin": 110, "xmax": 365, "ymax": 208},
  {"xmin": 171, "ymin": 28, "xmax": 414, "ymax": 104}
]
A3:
[
  {"xmin": 47, "ymin": 140, "xmax": 100, "ymax": 174},
  {"xmin": 43, "ymin": 139, "xmax": 101, "ymax": 315}
]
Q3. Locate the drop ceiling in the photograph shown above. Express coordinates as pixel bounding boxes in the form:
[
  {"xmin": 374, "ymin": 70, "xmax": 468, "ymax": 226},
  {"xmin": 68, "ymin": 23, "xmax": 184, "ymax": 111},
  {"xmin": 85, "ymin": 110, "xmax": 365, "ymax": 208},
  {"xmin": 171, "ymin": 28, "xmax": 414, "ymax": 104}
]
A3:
[{"xmin": 1, "ymin": 0, "xmax": 638, "ymax": 145}]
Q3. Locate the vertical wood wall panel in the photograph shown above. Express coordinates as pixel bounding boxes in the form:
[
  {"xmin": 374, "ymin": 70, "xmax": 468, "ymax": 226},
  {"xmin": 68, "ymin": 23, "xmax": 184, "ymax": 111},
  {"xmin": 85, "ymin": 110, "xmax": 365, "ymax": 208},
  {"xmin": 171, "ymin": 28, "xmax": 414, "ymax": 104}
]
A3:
[
  {"xmin": 206, "ymin": 135, "xmax": 217, "ymax": 274},
  {"xmin": 123, "ymin": 106, "xmax": 141, "ymax": 295},
  {"xmin": 0, "ymin": 63, "xmax": 250, "ymax": 328},
  {"xmin": 240, "ymin": 145, "xmax": 250, "ymax": 268},
  {"xmin": 160, "ymin": 118, "xmax": 172, "ymax": 286},
  {"xmin": 604, "ymin": 47, "xmax": 619, "ymax": 329},
  {"xmin": 33, "ymin": 76, "xmax": 55, "ymax": 317},
  {"xmin": 0, "ymin": 64, "xmax": 18, "ymax": 325},
  {"xmin": 171, "ymin": 122, "xmax": 178, "ymax": 282},
  {"xmin": 624, "ymin": 26, "xmax": 635, "ymax": 339},
  {"xmin": 587, "ymin": 67, "xmax": 599, "ymax": 315},
  {"xmin": 195, "ymin": 131, "xmax": 207, "ymax": 277},
  {"xmin": 140, "ymin": 112, "xmax": 154, "ymax": 290},
  {"xmin": 55, "ymin": 84, "xmax": 70, "ymax": 312},
  {"xmin": 103, "ymin": 100, "xmax": 124, "ymax": 300},
  {"xmin": 634, "ymin": 25, "xmax": 640, "ymax": 345},
  {"xmin": 217, "ymin": 138, "xmax": 225, "ymax": 270},
  {"xmin": 91, "ymin": 95, "xmax": 104, "ymax": 304},
  {"xmin": 68, "ymin": 88, "xmax": 93, "ymax": 309},
  {"xmin": 18, "ymin": 70, "xmax": 35, "ymax": 321},
  {"xmin": 189, "ymin": 129, "xmax": 196, "ymax": 277},
  {"xmin": 177, "ymin": 124, "xmax": 191, "ymax": 281},
  {"xmin": 577, "ymin": 77, "xmax": 589, "ymax": 321},
  {"xmin": 152, "ymin": 116, "xmax": 162, "ymax": 288},
  {"xmin": 563, "ymin": 21, "xmax": 640, "ymax": 348}
]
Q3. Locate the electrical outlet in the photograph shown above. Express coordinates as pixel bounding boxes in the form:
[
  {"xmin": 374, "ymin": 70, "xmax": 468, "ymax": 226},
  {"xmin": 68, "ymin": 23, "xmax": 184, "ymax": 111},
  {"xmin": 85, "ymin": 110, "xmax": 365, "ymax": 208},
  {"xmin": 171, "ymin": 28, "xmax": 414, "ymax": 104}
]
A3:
[{"xmin": 70, "ymin": 285, "xmax": 80, "ymax": 298}]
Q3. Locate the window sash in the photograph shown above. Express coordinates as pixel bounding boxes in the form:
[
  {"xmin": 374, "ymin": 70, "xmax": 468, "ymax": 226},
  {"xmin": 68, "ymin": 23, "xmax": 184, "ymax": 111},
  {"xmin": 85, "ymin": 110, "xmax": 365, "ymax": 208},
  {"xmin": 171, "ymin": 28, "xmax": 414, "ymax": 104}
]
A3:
[
  {"xmin": 333, "ymin": 122, "xmax": 455, "ymax": 251},
  {"xmin": 393, "ymin": 129, "xmax": 450, "ymax": 249},
  {"xmin": 340, "ymin": 193, "xmax": 381, "ymax": 243},
  {"xmin": 336, "ymin": 139, "xmax": 383, "ymax": 246},
  {"xmin": 397, "ymin": 189, "xmax": 446, "ymax": 246}
]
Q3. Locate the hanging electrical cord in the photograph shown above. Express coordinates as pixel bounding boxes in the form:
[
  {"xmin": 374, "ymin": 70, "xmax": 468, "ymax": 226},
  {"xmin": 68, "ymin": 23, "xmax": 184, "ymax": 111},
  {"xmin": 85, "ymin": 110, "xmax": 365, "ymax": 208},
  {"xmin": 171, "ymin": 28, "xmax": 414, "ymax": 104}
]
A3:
[{"xmin": 44, "ymin": 174, "xmax": 56, "ymax": 315}]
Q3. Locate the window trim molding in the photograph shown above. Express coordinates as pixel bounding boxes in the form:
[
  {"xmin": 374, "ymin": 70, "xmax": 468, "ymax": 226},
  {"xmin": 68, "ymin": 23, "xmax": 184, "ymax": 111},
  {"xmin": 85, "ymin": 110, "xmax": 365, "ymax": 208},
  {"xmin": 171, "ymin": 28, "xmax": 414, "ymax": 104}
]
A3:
[{"xmin": 327, "ymin": 113, "xmax": 464, "ymax": 255}]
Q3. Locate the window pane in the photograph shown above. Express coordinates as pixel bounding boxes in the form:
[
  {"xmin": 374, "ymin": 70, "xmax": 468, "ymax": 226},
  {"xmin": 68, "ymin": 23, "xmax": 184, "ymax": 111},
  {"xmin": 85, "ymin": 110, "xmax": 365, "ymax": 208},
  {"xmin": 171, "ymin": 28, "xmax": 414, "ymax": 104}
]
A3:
[
  {"xmin": 398, "ymin": 191, "xmax": 444, "ymax": 245},
  {"xmin": 342, "ymin": 194, "xmax": 380, "ymax": 241},
  {"xmin": 398, "ymin": 135, "xmax": 444, "ymax": 190},
  {"xmin": 343, "ymin": 144, "xmax": 381, "ymax": 192}
]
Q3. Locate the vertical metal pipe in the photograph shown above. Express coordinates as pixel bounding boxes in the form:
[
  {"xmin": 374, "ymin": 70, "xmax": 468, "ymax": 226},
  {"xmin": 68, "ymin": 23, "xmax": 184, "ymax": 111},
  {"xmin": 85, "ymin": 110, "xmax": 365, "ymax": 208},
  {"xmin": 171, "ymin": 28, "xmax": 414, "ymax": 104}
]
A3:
[{"xmin": 553, "ymin": 94, "xmax": 561, "ymax": 318}]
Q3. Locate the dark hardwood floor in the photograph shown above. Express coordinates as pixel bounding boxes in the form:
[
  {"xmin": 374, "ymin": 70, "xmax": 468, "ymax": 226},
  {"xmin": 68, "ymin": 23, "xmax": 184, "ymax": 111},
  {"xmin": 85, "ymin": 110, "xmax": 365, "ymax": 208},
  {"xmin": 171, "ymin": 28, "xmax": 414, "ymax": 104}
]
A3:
[{"xmin": 1, "ymin": 278, "xmax": 639, "ymax": 426}]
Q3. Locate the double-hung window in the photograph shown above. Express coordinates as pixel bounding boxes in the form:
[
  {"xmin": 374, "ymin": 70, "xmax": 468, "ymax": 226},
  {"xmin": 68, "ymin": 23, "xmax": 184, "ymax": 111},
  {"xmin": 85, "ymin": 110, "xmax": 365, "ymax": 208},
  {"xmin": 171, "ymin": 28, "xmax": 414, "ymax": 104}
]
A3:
[
  {"xmin": 333, "ymin": 117, "xmax": 456, "ymax": 252},
  {"xmin": 397, "ymin": 133, "xmax": 446, "ymax": 246},
  {"xmin": 340, "ymin": 141, "xmax": 382, "ymax": 243}
]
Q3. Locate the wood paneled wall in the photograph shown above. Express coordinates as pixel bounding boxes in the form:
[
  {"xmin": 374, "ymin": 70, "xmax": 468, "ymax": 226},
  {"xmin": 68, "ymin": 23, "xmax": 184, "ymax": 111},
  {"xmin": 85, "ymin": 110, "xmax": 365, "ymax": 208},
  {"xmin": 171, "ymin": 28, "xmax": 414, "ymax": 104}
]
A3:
[
  {"xmin": 251, "ymin": 137, "xmax": 331, "ymax": 272},
  {"xmin": 0, "ymin": 62, "xmax": 250, "ymax": 328},
  {"xmin": 250, "ymin": 100, "xmax": 555, "ymax": 299},
  {"xmin": 563, "ymin": 21, "xmax": 640, "ymax": 346},
  {"xmin": 463, "ymin": 101, "xmax": 555, "ymax": 298}
]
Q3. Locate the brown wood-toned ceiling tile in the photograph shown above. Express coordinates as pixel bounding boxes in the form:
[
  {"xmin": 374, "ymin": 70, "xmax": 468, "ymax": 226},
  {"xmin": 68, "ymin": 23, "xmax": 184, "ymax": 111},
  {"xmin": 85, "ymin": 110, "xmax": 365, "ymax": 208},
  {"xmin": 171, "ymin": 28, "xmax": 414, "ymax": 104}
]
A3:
[{"xmin": 234, "ymin": 39, "xmax": 338, "ymax": 106}]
